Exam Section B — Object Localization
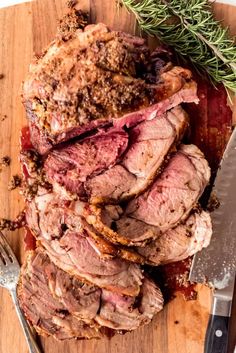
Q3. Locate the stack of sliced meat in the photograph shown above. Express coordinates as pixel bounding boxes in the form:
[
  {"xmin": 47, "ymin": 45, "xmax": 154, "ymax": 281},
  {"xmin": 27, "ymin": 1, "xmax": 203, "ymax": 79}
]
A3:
[
  {"xmin": 18, "ymin": 10, "xmax": 212, "ymax": 340},
  {"xmin": 19, "ymin": 249, "xmax": 163, "ymax": 339}
]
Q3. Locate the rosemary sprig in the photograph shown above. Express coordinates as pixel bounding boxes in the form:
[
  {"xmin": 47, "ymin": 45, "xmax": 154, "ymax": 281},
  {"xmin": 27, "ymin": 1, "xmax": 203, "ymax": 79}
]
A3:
[{"xmin": 121, "ymin": 0, "xmax": 236, "ymax": 92}]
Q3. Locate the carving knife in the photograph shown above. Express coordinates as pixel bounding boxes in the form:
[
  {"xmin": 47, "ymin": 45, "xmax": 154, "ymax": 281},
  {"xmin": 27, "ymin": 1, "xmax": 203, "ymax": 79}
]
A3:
[{"xmin": 189, "ymin": 127, "xmax": 236, "ymax": 353}]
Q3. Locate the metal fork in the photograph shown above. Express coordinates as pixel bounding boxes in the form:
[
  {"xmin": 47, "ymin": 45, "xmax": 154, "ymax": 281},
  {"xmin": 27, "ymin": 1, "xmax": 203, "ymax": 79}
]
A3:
[{"xmin": 0, "ymin": 232, "xmax": 41, "ymax": 353}]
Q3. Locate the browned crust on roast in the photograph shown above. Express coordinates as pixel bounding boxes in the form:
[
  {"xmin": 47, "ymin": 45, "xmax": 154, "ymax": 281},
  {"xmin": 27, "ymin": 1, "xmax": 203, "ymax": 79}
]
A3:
[
  {"xmin": 84, "ymin": 223, "xmax": 146, "ymax": 264},
  {"xmin": 84, "ymin": 205, "xmax": 156, "ymax": 247},
  {"xmin": 23, "ymin": 20, "xmax": 197, "ymax": 154},
  {"xmin": 85, "ymin": 205, "xmax": 133, "ymax": 246}
]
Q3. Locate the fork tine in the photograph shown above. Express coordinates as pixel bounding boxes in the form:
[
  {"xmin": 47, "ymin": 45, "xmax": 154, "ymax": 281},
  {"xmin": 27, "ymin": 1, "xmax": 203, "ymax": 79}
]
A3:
[
  {"xmin": 0, "ymin": 232, "xmax": 18, "ymax": 263},
  {"xmin": 0, "ymin": 242, "xmax": 11, "ymax": 265},
  {"xmin": 0, "ymin": 250, "xmax": 5, "ymax": 266}
]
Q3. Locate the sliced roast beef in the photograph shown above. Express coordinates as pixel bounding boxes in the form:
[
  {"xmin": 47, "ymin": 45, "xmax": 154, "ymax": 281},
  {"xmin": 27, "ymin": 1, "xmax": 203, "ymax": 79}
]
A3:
[
  {"xmin": 84, "ymin": 223, "xmax": 146, "ymax": 264},
  {"xmin": 19, "ymin": 250, "xmax": 163, "ymax": 336},
  {"xmin": 85, "ymin": 205, "xmax": 212, "ymax": 264},
  {"xmin": 45, "ymin": 106, "xmax": 188, "ymax": 203},
  {"xmin": 44, "ymin": 128, "xmax": 128, "ymax": 195},
  {"xmin": 86, "ymin": 106, "xmax": 188, "ymax": 203},
  {"xmin": 44, "ymin": 260, "xmax": 101, "ymax": 322},
  {"xmin": 86, "ymin": 144, "xmax": 210, "ymax": 246},
  {"xmin": 136, "ymin": 211, "xmax": 212, "ymax": 265},
  {"xmin": 125, "ymin": 144, "xmax": 210, "ymax": 229},
  {"xmin": 25, "ymin": 192, "xmax": 143, "ymax": 296},
  {"xmin": 95, "ymin": 277, "xmax": 163, "ymax": 330},
  {"xmin": 25, "ymin": 188, "xmax": 145, "ymax": 263},
  {"xmin": 59, "ymin": 230, "xmax": 143, "ymax": 296},
  {"xmin": 22, "ymin": 17, "xmax": 198, "ymax": 154},
  {"xmin": 85, "ymin": 204, "xmax": 159, "ymax": 246},
  {"xmin": 26, "ymin": 186, "xmax": 212, "ymax": 267},
  {"xmin": 18, "ymin": 250, "xmax": 103, "ymax": 340}
]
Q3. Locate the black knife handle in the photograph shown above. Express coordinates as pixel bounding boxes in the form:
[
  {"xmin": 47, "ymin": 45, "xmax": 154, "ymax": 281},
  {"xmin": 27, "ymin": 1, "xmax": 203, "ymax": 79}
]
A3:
[{"xmin": 204, "ymin": 314, "xmax": 229, "ymax": 353}]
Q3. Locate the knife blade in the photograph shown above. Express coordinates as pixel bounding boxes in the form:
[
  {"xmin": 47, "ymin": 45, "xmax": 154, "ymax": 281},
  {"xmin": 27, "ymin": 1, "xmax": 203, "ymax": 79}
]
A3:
[{"xmin": 189, "ymin": 127, "xmax": 236, "ymax": 353}]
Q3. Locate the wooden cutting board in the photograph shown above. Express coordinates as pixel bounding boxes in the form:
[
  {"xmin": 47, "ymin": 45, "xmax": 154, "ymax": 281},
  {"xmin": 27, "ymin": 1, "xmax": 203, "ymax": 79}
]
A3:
[{"xmin": 0, "ymin": 1, "xmax": 235, "ymax": 353}]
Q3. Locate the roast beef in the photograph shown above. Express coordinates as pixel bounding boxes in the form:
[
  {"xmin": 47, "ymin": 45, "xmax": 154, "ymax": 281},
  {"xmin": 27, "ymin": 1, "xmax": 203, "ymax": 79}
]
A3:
[
  {"xmin": 136, "ymin": 211, "xmax": 212, "ymax": 265},
  {"xmin": 124, "ymin": 144, "xmax": 210, "ymax": 229},
  {"xmin": 19, "ymin": 9, "xmax": 213, "ymax": 343},
  {"xmin": 86, "ymin": 106, "xmax": 188, "ymax": 203},
  {"xmin": 25, "ymin": 186, "xmax": 146, "ymax": 262},
  {"xmin": 44, "ymin": 106, "xmax": 188, "ymax": 202},
  {"xmin": 86, "ymin": 144, "xmax": 210, "ymax": 246},
  {"xmin": 96, "ymin": 277, "xmax": 163, "ymax": 330},
  {"xmin": 25, "ymin": 185, "xmax": 212, "ymax": 267},
  {"xmin": 43, "ymin": 257, "xmax": 101, "ymax": 322},
  {"xmin": 18, "ymin": 250, "xmax": 103, "ymax": 340},
  {"xmin": 22, "ymin": 17, "xmax": 198, "ymax": 154},
  {"xmin": 84, "ymin": 205, "xmax": 212, "ymax": 264},
  {"xmin": 44, "ymin": 128, "xmax": 129, "ymax": 195},
  {"xmin": 19, "ymin": 250, "xmax": 164, "ymax": 336},
  {"xmin": 25, "ymin": 192, "xmax": 144, "ymax": 296}
]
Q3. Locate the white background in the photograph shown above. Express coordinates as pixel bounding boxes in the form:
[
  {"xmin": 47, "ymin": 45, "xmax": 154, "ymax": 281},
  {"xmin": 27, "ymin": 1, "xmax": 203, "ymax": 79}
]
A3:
[{"xmin": 0, "ymin": 0, "xmax": 32, "ymax": 8}]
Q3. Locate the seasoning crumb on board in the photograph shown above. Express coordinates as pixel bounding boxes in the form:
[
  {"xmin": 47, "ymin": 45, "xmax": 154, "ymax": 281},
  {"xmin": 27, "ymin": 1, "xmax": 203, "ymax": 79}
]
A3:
[
  {"xmin": 8, "ymin": 175, "xmax": 22, "ymax": 190},
  {"xmin": 0, "ymin": 211, "xmax": 26, "ymax": 231},
  {"xmin": 174, "ymin": 320, "xmax": 179, "ymax": 325},
  {"xmin": 0, "ymin": 73, "xmax": 4, "ymax": 80},
  {"xmin": 1, "ymin": 156, "xmax": 11, "ymax": 167}
]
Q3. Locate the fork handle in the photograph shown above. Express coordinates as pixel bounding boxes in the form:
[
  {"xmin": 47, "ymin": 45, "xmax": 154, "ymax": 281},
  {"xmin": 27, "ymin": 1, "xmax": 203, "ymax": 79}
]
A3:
[{"xmin": 10, "ymin": 289, "xmax": 42, "ymax": 353}]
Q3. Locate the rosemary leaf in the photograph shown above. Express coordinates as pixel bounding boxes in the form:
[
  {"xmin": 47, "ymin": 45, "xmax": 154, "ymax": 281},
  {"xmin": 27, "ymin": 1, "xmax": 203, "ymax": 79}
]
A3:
[{"xmin": 121, "ymin": 0, "xmax": 236, "ymax": 92}]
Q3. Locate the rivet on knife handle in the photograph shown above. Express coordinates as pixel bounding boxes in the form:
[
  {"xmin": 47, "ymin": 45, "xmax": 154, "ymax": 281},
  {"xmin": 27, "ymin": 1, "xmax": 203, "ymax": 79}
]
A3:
[{"xmin": 204, "ymin": 314, "xmax": 229, "ymax": 353}]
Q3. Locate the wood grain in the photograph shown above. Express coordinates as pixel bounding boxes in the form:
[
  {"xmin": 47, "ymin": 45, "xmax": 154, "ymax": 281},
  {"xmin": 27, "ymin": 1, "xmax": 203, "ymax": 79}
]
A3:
[
  {"xmin": 0, "ymin": 5, "xmax": 32, "ymax": 353},
  {"xmin": 0, "ymin": 1, "xmax": 235, "ymax": 353}
]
